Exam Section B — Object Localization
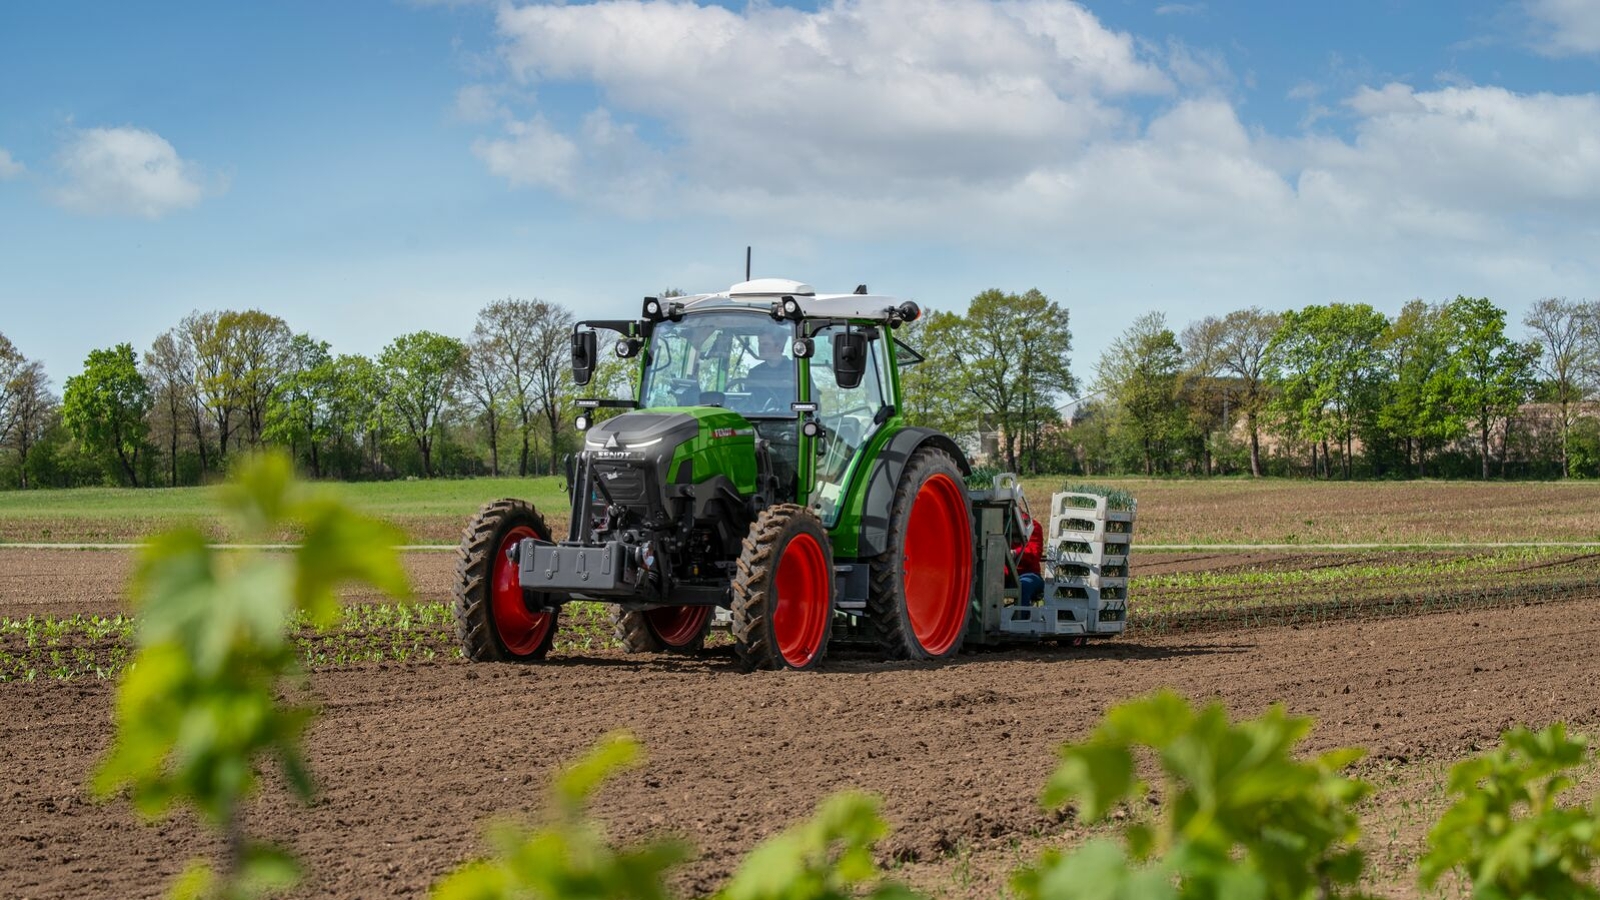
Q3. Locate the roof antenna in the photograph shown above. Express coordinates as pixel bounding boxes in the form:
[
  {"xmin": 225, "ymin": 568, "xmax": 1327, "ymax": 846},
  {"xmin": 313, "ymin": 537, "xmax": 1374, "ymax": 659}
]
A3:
[{"xmin": 745, "ymin": 246, "xmax": 752, "ymax": 281}]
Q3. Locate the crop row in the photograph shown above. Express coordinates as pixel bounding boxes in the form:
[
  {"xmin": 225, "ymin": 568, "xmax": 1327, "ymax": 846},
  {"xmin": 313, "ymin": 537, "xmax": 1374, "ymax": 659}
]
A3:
[{"xmin": 7, "ymin": 556, "xmax": 1596, "ymax": 680}]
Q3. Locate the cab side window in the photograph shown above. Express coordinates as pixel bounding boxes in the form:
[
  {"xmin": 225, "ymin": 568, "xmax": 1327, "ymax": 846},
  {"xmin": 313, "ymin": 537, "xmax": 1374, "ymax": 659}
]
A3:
[{"xmin": 810, "ymin": 328, "xmax": 889, "ymax": 524}]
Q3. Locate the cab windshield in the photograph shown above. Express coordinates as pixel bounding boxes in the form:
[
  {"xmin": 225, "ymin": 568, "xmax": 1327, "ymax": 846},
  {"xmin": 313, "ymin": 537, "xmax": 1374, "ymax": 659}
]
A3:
[{"xmin": 639, "ymin": 312, "xmax": 797, "ymax": 417}]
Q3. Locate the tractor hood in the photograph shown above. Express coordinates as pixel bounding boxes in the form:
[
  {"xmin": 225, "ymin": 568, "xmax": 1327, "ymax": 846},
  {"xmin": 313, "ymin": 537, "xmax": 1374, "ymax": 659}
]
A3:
[
  {"xmin": 584, "ymin": 411, "xmax": 703, "ymax": 455},
  {"xmin": 581, "ymin": 406, "xmax": 759, "ymax": 492}
]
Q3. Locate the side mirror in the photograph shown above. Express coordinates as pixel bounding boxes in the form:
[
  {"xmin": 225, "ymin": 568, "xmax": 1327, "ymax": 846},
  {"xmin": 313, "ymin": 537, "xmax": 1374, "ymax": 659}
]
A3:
[
  {"xmin": 571, "ymin": 330, "xmax": 597, "ymax": 386},
  {"xmin": 834, "ymin": 331, "xmax": 868, "ymax": 390}
]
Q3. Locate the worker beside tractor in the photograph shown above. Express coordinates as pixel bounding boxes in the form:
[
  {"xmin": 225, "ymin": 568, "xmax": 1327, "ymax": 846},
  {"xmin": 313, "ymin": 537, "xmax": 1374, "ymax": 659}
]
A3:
[{"xmin": 452, "ymin": 279, "xmax": 1132, "ymax": 672}]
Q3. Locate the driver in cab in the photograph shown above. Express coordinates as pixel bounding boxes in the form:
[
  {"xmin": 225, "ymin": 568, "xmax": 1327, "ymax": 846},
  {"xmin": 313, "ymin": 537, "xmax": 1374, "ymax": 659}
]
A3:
[{"xmin": 745, "ymin": 331, "xmax": 791, "ymax": 387}]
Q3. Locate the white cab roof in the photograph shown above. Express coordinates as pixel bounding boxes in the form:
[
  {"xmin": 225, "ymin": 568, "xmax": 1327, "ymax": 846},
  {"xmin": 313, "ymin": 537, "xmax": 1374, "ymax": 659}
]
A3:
[{"xmin": 677, "ymin": 278, "xmax": 913, "ymax": 322}]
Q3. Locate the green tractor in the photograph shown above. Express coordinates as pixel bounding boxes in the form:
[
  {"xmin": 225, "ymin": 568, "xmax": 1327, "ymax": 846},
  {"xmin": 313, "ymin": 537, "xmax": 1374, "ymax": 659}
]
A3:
[{"xmin": 452, "ymin": 278, "xmax": 978, "ymax": 670}]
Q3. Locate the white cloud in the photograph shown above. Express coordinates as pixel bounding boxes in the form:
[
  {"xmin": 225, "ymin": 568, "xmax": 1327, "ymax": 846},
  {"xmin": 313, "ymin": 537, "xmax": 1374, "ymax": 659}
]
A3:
[
  {"xmin": 460, "ymin": 0, "xmax": 1600, "ymax": 309},
  {"xmin": 479, "ymin": 0, "xmax": 1170, "ymax": 206},
  {"xmin": 53, "ymin": 126, "xmax": 208, "ymax": 218},
  {"xmin": 1525, "ymin": 0, "xmax": 1600, "ymax": 56},
  {"xmin": 1314, "ymin": 84, "xmax": 1600, "ymax": 219},
  {"xmin": 0, "ymin": 148, "xmax": 23, "ymax": 179},
  {"xmin": 472, "ymin": 115, "xmax": 578, "ymax": 191},
  {"xmin": 454, "ymin": 84, "xmax": 510, "ymax": 123}
]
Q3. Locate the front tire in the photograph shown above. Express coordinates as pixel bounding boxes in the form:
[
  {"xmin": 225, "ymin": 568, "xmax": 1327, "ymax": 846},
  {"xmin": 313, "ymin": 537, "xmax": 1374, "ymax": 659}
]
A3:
[
  {"xmin": 732, "ymin": 504, "xmax": 834, "ymax": 671},
  {"xmin": 613, "ymin": 605, "xmax": 711, "ymax": 654},
  {"xmin": 867, "ymin": 448, "xmax": 974, "ymax": 660},
  {"xmin": 454, "ymin": 498, "xmax": 560, "ymax": 662}
]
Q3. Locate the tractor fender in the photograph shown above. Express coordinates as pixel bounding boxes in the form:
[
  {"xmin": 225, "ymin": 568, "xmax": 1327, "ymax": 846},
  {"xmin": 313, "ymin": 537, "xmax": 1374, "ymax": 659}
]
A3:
[{"xmin": 854, "ymin": 426, "xmax": 971, "ymax": 558}]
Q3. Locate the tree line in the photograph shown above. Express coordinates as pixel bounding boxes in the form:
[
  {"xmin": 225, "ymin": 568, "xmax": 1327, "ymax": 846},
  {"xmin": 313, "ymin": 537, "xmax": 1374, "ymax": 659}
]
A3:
[
  {"xmin": 1061, "ymin": 296, "xmax": 1597, "ymax": 479},
  {"xmin": 0, "ymin": 299, "xmax": 605, "ymax": 488},
  {"xmin": 2, "ymin": 291, "xmax": 1596, "ymax": 488}
]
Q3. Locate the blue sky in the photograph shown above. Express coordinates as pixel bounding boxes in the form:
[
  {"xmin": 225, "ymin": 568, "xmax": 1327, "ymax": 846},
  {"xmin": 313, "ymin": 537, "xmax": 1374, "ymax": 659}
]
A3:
[{"xmin": 2, "ymin": 0, "xmax": 1597, "ymax": 392}]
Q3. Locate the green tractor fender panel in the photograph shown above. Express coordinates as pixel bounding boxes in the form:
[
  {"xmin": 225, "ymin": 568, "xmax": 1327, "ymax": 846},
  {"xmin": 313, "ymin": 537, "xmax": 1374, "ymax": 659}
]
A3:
[{"xmin": 851, "ymin": 426, "xmax": 972, "ymax": 558}]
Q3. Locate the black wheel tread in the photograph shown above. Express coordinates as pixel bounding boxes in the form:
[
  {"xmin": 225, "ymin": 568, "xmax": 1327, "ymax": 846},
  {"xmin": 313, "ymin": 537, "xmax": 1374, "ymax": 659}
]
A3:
[
  {"xmin": 731, "ymin": 503, "xmax": 831, "ymax": 671},
  {"xmin": 612, "ymin": 607, "xmax": 708, "ymax": 655},
  {"xmin": 453, "ymin": 497, "xmax": 557, "ymax": 662}
]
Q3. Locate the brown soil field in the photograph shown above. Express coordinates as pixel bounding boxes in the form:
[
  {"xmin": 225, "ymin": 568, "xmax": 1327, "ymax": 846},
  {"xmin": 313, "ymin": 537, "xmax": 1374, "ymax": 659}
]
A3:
[
  {"xmin": 0, "ymin": 548, "xmax": 1290, "ymax": 619},
  {"xmin": 4, "ymin": 545, "xmax": 1600, "ymax": 898},
  {"xmin": 5, "ymin": 478, "xmax": 1600, "ymax": 546},
  {"xmin": 1085, "ymin": 478, "xmax": 1600, "ymax": 545}
]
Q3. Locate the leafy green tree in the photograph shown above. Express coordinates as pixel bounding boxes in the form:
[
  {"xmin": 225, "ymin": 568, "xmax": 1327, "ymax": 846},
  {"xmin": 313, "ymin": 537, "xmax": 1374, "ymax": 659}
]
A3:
[
  {"xmin": 1421, "ymin": 723, "xmax": 1600, "ymax": 899},
  {"xmin": 3, "ymin": 359, "xmax": 55, "ymax": 489},
  {"xmin": 1214, "ymin": 308, "xmax": 1280, "ymax": 478},
  {"xmin": 63, "ymin": 343, "xmax": 152, "ymax": 486},
  {"xmin": 1443, "ymin": 296, "xmax": 1538, "ymax": 480},
  {"xmin": 1179, "ymin": 316, "xmax": 1228, "ymax": 475},
  {"xmin": 265, "ymin": 334, "xmax": 335, "ymax": 477},
  {"xmin": 530, "ymin": 301, "xmax": 577, "ymax": 476},
  {"xmin": 0, "ymin": 333, "xmax": 57, "ymax": 488},
  {"xmin": 1267, "ymin": 304, "xmax": 1389, "ymax": 479},
  {"xmin": 1014, "ymin": 691, "xmax": 1371, "ymax": 900},
  {"xmin": 145, "ymin": 328, "xmax": 200, "ymax": 486},
  {"xmin": 949, "ymin": 288, "xmax": 1074, "ymax": 472},
  {"xmin": 326, "ymin": 354, "xmax": 384, "ymax": 479},
  {"xmin": 221, "ymin": 310, "xmax": 294, "ymax": 450},
  {"xmin": 94, "ymin": 454, "xmax": 408, "ymax": 898},
  {"xmin": 181, "ymin": 311, "xmax": 228, "ymax": 471},
  {"xmin": 379, "ymin": 331, "xmax": 467, "ymax": 478},
  {"xmin": 1378, "ymin": 300, "xmax": 1461, "ymax": 477},
  {"xmin": 462, "ymin": 332, "xmax": 509, "ymax": 476},
  {"xmin": 1524, "ymin": 297, "xmax": 1599, "ymax": 478},
  {"xmin": 1097, "ymin": 313, "xmax": 1184, "ymax": 476},
  {"xmin": 474, "ymin": 298, "xmax": 564, "ymax": 476},
  {"xmin": 897, "ymin": 310, "xmax": 982, "ymax": 447},
  {"xmin": 0, "ymin": 332, "xmax": 25, "ymax": 446}
]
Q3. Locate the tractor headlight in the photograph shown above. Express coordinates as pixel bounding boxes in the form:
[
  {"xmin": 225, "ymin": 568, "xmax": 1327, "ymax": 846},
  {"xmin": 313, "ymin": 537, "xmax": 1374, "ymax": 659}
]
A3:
[{"xmin": 575, "ymin": 413, "xmax": 592, "ymax": 432}]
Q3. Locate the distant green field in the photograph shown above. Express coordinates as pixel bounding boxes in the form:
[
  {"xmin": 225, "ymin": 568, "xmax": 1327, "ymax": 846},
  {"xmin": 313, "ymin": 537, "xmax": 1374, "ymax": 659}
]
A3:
[
  {"xmin": 2, "ymin": 475, "xmax": 1598, "ymax": 546},
  {"xmin": 0, "ymin": 478, "xmax": 569, "ymax": 544}
]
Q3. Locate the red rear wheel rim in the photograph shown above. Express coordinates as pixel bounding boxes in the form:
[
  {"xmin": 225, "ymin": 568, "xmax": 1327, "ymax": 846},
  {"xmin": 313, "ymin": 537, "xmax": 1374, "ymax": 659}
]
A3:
[
  {"xmin": 902, "ymin": 473, "xmax": 972, "ymax": 655},
  {"xmin": 644, "ymin": 606, "xmax": 711, "ymax": 647},
  {"xmin": 772, "ymin": 531, "xmax": 829, "ymax": 667},
  {"xmin": 491, "ymin": 525, "xmax": 554, "ymax": 656}
]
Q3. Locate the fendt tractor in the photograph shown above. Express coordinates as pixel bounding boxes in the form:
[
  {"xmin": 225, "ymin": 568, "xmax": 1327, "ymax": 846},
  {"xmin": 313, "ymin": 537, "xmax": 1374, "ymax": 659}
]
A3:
[{"xmin": 452, "ymin": 279, "xmax": 1131, "ymax": 671}]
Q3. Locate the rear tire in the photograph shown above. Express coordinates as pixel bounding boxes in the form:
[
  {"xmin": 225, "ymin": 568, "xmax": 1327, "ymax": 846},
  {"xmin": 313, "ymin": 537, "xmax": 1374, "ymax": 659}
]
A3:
[
  {"xmin": 454, "ymin": 498, "xmax": 560, "ymax": 662},
  {"xmin": 867, "ymin": 448, "xmax": 974, "ymax": 660},
  {"xmin": 613, "ymin": 605, "xmax": 711, "ymax": 654},
  {"xmin": 732, "ymin": 504, "xmax": 834, "ymax": 671}
]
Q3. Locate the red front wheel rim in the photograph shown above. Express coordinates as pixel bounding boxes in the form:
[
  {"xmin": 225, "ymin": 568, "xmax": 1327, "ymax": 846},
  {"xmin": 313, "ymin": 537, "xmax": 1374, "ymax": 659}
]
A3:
[
  {"xmin": 491, "ymin": 525, "xmax": 554, "ymax": 656},
  {"xmin": 772, "ymin": 532, "xmax": 829, "ymax": 667},
  {"xmin": 902, "ymin": 473, "xmax": 972, "ymax": 655},
  {"xmin": 644, "ymin": 605, "xmax": 711, "ymax": 647}
]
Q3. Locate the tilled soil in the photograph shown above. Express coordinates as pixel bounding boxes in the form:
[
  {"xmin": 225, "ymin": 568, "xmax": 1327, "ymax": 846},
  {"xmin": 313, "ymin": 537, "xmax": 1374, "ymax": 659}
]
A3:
[
  {"xmin": 7, "ymin": 590, "xmax": 1600, "ymax": 899},
  {"xmin": 0, "ymin": 549, "xmax": 461, "ymax": 618},
  {"xmin": 0, "ymin": 548, "xmax": 1386, "ymax": 618}
]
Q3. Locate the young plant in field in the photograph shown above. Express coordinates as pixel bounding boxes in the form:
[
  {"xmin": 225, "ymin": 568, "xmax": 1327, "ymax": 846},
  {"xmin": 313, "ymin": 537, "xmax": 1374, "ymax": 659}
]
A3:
[
  {"xmin": 432, "ymin": 734, "xmax": 689, "ymax": 900},
  {"xmin": 433, "ymin": 733, "xmax": 922, "ymax": 900},
  {"xmin": 92, "ymin": 453, "xmax": 409, "ymax": 899},
  {"xmin": 1014, "ymin": 691, "xmax": 1373, "ymax": 900},
  {"xmin": 715, "ymin": 792, "xmax": 919, "ymax": 900},
  {"xmin": 1420, "ymin": 723, "xmax": 1600, "ymax": 899}
]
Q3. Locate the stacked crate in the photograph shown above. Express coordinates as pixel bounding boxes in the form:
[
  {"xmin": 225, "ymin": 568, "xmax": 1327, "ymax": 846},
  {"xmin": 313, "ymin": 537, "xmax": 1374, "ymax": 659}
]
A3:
[{"xmin": 1043, "ymin": 491, "xmax": 1135, "ymax": 635}]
